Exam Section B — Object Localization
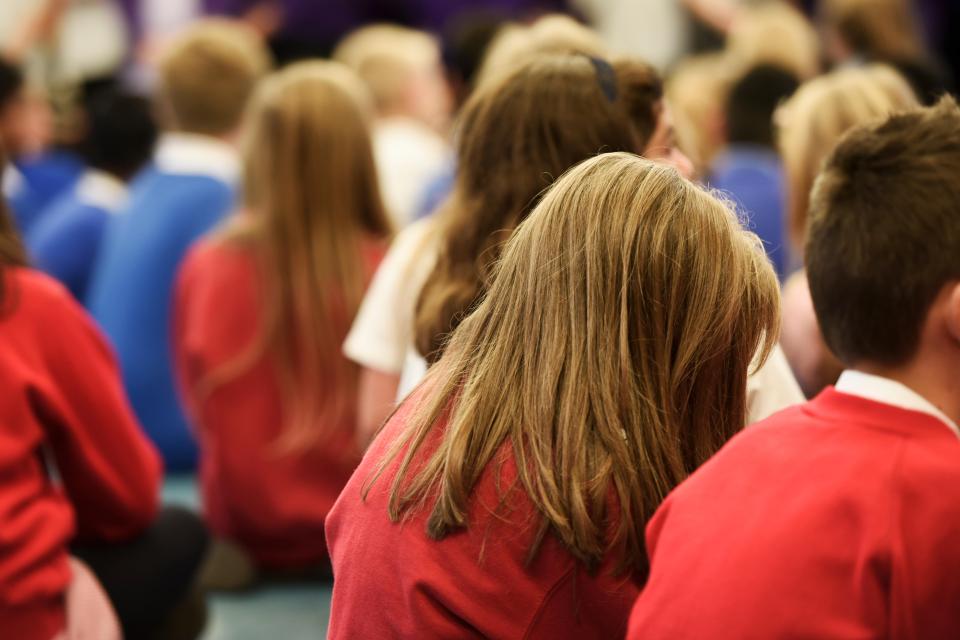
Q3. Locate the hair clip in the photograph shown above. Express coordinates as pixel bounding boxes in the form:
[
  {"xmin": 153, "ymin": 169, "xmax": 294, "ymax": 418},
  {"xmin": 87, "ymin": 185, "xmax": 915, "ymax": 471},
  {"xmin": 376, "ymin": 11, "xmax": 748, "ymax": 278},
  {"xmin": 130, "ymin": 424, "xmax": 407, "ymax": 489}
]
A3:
[{"xmin": 588, "ymin": 56, "xmax": 618, "ymax": 103}]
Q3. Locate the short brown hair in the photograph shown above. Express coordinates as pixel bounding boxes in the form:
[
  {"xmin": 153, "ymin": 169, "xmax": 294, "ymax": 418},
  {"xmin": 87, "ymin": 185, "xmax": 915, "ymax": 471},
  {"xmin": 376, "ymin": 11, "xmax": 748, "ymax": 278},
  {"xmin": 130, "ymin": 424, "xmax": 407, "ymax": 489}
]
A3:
[
  {"xmin": 806, "ymin": 95, "xmax": 960, "ymax": 366},
  {"xmin": 157, "ymin": 19, "xmax": 271, "ymax": 135}
]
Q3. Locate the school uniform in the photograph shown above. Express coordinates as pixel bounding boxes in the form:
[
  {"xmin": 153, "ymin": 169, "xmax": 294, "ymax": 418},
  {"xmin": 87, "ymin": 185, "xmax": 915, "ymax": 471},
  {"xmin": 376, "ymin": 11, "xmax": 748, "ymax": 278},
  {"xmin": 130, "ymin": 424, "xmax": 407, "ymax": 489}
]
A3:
[
  {"xmin": 709, "ymin": 145, "xmax": 790, "ymax": 280},
  {"xmin": 628, "ymin": 371, "xmax": 960, "ymax": 639},
  {"xmin": 325, "ymin": 393, "xmax": 641, "ymax": 639},
  {"xmin": 0, "ymin": 268, "xmax": 161, "ymax": 640},
  {"xmin": 174, "ymin": 236, "xmax": 387, "ymax": 567},
  {"xmin": 344, "ymin": 217, "xmax": 804, "ymax": 414},
  {"xmin": 86, "ymin": 133, "xmax": 240, "ymax": 471},
  {"xmin": 27, "ymin": 170, "xmax": 128, "ymax": 302},
  {"xmin": 11, "ymin": 150, "xmax": 86, "ymax": 234}
]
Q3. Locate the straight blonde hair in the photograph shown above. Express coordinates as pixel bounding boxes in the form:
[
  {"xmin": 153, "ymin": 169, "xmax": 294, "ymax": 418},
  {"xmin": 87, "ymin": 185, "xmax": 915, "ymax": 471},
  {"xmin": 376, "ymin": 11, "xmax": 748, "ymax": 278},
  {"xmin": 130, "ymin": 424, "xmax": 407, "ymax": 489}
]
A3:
[
  {"xmin": 203, "ymin": 62, "xmax": 391, "ymax": 451},
  {"xmin": 369, "ymin": 153, "xmax": 780, "ymax": 575},
  {"xmin": 778, "ymin": 65, "xmax": 918, "ymax": 253}
]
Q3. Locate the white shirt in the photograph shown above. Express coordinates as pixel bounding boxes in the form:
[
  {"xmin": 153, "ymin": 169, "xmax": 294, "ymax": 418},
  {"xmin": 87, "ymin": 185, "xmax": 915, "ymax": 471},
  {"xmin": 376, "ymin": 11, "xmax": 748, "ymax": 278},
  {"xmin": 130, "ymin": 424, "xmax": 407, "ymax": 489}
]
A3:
[
  {"xmin": 373, "ymin": 117, "xmax": 450, "ymax": 228},
  {"xmin": 835, "ymin": 370, "xmax": 960, "ymax": 438},
  {"xmin": 74, "ymin": 170, "xmax": 128, "ymax": 212},
  {"xmin": 154, "ymin": 133, "xmax": 241, "ymax": 185},
  {"xmin": 343, "ymin": 217, "xmax": 439, "ymax": 375}
]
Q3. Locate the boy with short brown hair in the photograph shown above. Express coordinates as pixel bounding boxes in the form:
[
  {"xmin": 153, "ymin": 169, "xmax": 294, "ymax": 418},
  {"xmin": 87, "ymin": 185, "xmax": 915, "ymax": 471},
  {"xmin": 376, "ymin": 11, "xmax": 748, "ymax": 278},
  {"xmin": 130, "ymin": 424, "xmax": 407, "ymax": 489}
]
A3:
[
  {"xmin": 86, "ymin": 19, "xmax": 270, "ymax": 471},
  {"xmin": 628, "ymin": 96, "xmax": 960, "ymax": 639}
]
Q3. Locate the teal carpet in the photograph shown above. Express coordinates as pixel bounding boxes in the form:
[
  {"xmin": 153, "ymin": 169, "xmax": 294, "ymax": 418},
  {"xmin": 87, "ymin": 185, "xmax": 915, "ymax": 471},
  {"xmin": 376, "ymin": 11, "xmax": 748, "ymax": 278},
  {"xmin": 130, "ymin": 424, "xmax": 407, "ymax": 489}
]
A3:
[{"xmin": 162, "ymin": 476, "xmax": 332, "ymax": 639}]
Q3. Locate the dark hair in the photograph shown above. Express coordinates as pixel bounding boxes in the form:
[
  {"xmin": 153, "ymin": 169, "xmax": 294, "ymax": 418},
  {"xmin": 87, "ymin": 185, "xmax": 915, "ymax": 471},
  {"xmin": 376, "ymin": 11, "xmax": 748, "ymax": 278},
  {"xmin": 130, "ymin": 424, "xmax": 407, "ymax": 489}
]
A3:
[
  {"xmin": 726, "ymin": 64, "xmax": 799, "ymax": 147},
  {"xmin": 81, "ymin": 90, "xmax": 158, "ymax": 180},
  {"xmin": 442, "ymin": 11, "xmax": 508, "ymax": 97},
  {"xmin": 806, "ymin": 95, "xmax": 960, "ymax": 366},
  {"xmin": 0, "ymin": 57, "xmax": 24, "ymax": 111}
]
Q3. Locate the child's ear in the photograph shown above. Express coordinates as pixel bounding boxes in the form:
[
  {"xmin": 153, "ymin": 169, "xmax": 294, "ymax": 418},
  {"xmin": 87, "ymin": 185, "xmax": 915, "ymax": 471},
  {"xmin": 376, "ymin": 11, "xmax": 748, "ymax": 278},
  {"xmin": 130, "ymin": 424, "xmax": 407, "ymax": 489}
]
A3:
[{"xmin": 945, "ymin": 282, "xmax": 960, "ymax": 346}]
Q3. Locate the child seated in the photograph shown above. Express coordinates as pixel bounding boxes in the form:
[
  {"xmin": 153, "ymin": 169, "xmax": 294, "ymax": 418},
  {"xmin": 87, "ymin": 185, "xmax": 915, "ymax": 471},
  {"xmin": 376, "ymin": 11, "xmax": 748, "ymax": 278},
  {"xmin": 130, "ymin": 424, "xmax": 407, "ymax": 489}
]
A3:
[
  {"xmin": 629, "ymin": 96, "xmax": 960, "ymax": 639},
  {"xmin": 174, "ymin": 62, "xmax": 390, "ymax": 580},
  {"xmin": 326, "ymin": 152, "xmax": 780, "ymax": 638},
  {"xmin": 86, "ymin": 19, "xmax": 270, "ymax": 470},
  {"xmin": 0, "ymin": 146, "xmax": 207, "ymax": 639},
  {"xmin": 27, "ymin": 88, "xmax": 157, "ymax": 301}
]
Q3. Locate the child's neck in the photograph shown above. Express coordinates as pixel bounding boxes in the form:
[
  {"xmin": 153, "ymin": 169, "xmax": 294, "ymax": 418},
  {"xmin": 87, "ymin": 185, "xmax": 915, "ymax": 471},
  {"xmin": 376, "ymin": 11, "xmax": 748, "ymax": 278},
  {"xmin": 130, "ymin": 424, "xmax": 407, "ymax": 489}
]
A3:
[{"xmin": 855, "ymin": 357, "xmax": 960, "ymax": 427}]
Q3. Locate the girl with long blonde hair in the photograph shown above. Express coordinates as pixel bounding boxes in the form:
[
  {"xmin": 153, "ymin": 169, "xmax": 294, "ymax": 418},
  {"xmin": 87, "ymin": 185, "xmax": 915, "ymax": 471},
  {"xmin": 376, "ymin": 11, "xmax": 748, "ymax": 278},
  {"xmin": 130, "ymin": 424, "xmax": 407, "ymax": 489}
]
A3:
[
  {"xmin": 778, "ymin": 65, "xmax": 918, "ymax": 397},
  {"xmin": 326, "ymin": 152, "xmax": 781, "ymax": 638},
  {"xmin": 173, "ymin": 61, "xmax": 391, "ymax": 575}
]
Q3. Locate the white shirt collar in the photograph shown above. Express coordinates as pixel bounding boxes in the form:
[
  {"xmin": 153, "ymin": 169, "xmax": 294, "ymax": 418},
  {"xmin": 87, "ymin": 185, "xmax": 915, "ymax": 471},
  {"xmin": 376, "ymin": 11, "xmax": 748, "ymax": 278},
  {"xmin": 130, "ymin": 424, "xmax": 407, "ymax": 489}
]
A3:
[
  {"xmin": 154, "ymin": 133, "xmax": 240, "ymax": 185},
  {"xmin": 74, "ymin": 170, "xmax": 128, "ymax": 212},
  {"xmin": 835, "ymin": 370, "xmax": 960, "ymax": 438}
]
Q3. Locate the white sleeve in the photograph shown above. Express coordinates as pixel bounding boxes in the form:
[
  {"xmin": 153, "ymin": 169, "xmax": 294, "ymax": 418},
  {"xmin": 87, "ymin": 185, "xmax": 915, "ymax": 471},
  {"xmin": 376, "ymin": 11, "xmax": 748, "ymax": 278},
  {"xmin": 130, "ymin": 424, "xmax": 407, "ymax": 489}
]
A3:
[
  {"xmin": 746, "ymin": 343, "xmax": 805, "ymax": 425},
  {"xmin": 343, "ymin": 219, "xmax": 438, "ymax": 374}
]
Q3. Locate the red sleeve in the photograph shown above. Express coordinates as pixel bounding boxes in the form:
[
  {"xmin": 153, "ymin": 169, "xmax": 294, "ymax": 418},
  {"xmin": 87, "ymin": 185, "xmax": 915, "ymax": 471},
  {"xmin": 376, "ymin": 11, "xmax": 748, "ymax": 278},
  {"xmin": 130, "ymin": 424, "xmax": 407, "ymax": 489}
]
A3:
[{"xmin": 34, "ymin": 286, "xmax": 161, "ymax": 542}]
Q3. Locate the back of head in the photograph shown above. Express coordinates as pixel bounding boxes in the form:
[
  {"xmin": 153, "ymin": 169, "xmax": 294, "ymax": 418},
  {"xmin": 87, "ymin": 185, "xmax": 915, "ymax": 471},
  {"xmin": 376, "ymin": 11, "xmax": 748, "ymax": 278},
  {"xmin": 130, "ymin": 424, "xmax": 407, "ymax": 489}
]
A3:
[
  {"xmin": 82, "ymin": 89, "xmax": 157, "ymax": 180},
  {"xmin": 778, "ymin": 65, "xmax": 918, "ymax": 252},
  {"xmin": 157, "ymin": 19, "xmax": 271, "ymax": 136},
  {"xmin": 414, "ymin": 53, "xmax": 663, "ymax": 361},
  {"xmin": 333, "ymin": 24, "xmax": 444, "ymax": 120},
  {"xmin": 475, "ymin": 14, "xmax": 606, "ymax": 89},
  {"xmin": 727, "ymin": 2, "xmax": 821, "ymax": 81},
  {"xmin": 665, "ymin": 53, "xmax": 736, "ymax": 173},
  {"xmin": 726, "ymin": 64, "xmax": 800, "ymax": 148},
  {"xmin": 220, "ymin": 61, "xmax": 391, "ymax": 451},
  {"xmin": 385, "ymin": 153, "xmax": 780, "ymax": 574},
  {"xmin": 807, "ymin": 96, "xmax": 960, "ymax": 367},
  {"xmin": 822, "ymin": 0, "xmax": 925, "ymax": 64}
]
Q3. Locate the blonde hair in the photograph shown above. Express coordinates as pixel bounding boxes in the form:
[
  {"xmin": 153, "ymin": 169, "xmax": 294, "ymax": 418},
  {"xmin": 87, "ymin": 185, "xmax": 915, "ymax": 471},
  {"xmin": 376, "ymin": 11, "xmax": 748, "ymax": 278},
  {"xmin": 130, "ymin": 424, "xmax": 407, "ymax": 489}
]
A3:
[
  {"xmin": 203, "ymin": 62, "xmax": 391, "ymax": 451},
  {"xmin": 665, "ymin": 53, "xmax": 735, "ymax": 173},
  {"xmin": 333, "ymin": 24, "xmax": 441, "ymax": 113},
  {"xmin": 369, "ymin": 153, "xmax": 780, "ymax": 575},
  {"xmin": 475, "ymin": 14, "xmax": 606, "ymax": 89},
  {"xmin": 778, "ymin": 65, "xmax": 918, "ymax": 252},
  {"xmin": 727, "ymin": 1, "xmax": 821, "ymax": 81},
  {"xmin": 157, "ymin": 19, "xmax": 271, "ymax": 135}
]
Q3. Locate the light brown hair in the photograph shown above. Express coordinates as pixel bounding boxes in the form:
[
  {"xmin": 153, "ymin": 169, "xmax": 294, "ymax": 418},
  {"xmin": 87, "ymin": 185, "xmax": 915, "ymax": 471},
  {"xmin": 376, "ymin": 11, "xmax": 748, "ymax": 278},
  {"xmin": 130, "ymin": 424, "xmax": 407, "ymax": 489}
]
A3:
[
  {"xmin": 332, "ymin": 24, "xmax": 442, "ymax": 113},
  {"xmin": 475, "ymin": 14, "xmax": 606, "ymax": 89},
  {"xmin": 822, "ymin": 0, "xmax": 925, "ymax": 63},
  {"xmin": 202, "ymin": 62, "xmax": 391, "ymax": 450},
  {"xmin": 807, "ymin": 95, "xmax": 960, "ymax": 366},
  {"xmin": 369, "ymin": 153, "xmax": 780, "ymax": 575},
  {"xmin": 157, "ymin": 19, "xmax": 271, "ymax": 136},
  {"xmin": 414, "ymin": 54, "xmax": 664, "ymax": 363},
  {"xmin": 778, "ymin": 65, "xmax": 918, "ymax": 253}
]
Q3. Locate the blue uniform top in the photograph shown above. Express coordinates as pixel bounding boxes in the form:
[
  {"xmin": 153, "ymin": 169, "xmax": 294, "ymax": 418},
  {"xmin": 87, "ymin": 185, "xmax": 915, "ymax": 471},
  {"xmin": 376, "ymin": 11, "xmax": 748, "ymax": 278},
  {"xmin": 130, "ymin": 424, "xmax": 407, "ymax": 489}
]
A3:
[
  {"xmin": 86, "ymin": 135, "xmax": 239, "ymax": 470},
  {"xmin": 709, "ymin": 146, "xmax": 792, "ymax": 281},
  {"xmin": 27, "ymin": 171, "xmax": 129, "ymax": 302},
  {"xmin": 12, "ymin": 150, "xmax": 85, "ymax": 234}
]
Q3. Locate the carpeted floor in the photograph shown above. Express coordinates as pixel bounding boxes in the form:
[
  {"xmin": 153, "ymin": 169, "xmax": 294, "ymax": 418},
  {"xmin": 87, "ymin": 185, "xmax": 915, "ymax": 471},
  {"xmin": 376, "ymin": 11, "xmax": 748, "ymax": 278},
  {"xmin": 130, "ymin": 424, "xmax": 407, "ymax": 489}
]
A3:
[{"xmin": 162, "ymin": 476, "xmax": 332, "ymax": 639}]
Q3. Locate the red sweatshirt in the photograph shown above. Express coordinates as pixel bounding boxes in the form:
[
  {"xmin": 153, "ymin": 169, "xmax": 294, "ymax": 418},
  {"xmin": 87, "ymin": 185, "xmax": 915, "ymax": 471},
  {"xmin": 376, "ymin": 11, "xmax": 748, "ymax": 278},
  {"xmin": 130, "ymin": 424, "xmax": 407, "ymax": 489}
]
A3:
[
  {"xmin": 173, "ymin": 237, "xmax": 386, "ymax": 568},
  {"xmin": 628, "ymin": 387, "xmax": 960, "ymax": 639},
  {"xmin": 0, "ymin": 268, "xmax": 161, "ymax": 640},
  {"xmin": 325, "ymin": 394, "xmax": 642, "ymax": 639}
]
